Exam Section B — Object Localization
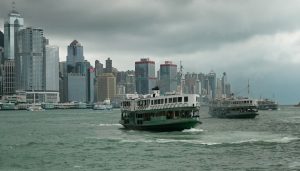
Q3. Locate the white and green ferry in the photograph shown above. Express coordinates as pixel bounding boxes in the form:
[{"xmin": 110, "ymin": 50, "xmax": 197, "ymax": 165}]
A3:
[
  {"xmin": 209, "ymin": 97, "xmax": 259, "ymax": 119},
  {"xmin": 119, "ymin": 88, "xmax": 201, "ymax": 131}
]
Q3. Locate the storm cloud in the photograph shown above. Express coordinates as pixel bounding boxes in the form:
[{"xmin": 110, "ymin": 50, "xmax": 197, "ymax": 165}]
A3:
[{"xmin": 1, "ymin": 0, "xmax": 300, "ymax": 104}]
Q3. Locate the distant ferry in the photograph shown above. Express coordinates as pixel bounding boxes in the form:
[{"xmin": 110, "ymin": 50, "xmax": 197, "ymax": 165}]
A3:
[
  {"xmin": 0, "ymin": 102, "xmax": 16, "ymax": 110},
  {"xmin": 93, "ymin": 99, "xmax": 113, "ymax": 110},
  {"xmin": 119, "ymin": 88, "xmax": 201, "ymax": 131},
  {"xmin": 27, "ymin": 105, "xmax": 44, "ymax": 112},
  {"xmin": 209, "ymin": 97, "xmax": 258, "ymax": 119},
  {"xmin": 257, "ymin": 99, "xmax": 278, "ymax": 110}
]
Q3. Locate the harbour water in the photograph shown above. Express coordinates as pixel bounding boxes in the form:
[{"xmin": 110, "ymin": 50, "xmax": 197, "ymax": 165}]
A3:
[{"xmin": 0, "ymin": 106, "xmax": 300, "ymax": 170}]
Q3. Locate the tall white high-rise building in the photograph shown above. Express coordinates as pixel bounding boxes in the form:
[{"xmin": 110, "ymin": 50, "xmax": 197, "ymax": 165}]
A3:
[
  {"xmin": 4, "ymin": 5, "xmax": 24, "ymax": 60},
  {"xmin": 45, "ymin": 45, "xmax": 59, "ymax": 91}
]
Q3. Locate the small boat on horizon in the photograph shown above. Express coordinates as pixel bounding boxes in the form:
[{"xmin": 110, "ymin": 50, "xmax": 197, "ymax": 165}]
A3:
[{"xmin": 93, "ymin": 99, "xmax": 113, "ymax": 110}]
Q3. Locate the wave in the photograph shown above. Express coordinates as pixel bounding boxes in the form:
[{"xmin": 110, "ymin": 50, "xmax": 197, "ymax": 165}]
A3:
[
  {"xmin": 120, "ymin": 139, "xmax": 154, "ymax": 143},
  {"xmin": 263, "ymin": 136, "xmax": 299, "ymax": 144},
  {"xmin": 182, "ymin": 128, "xmax": 204, "ymax": 133},
  {"xmin": 98, "ymin": 123, "xmax": 122, "ymax": 127},
  {"xmin": 289, "ymin": 161, "xmax": 300, "ymax": 169},
  {"xmin": 118, "ymin": 135, "xmax": 299, "ymax": 146}
]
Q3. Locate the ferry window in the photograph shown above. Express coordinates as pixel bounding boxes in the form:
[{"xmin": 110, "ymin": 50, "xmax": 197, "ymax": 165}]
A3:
[
  {"xmin": 151, "ymin": 100, "xmax": 153, "ymax": 105},
  {"xmin": 184, "ymin": 96, "xmax": 188, "ymax": 102},
  {"xmin": 160, "ymin": 99, "xmax": 164, "ymax": 104},
  {"xmin": 165, "ymin": 98, "xmax": 168, "ymax": 103},
  {"xmin": 169, "ymin": 98, "xmax": 173, "ymax": 103},
  {"xmin": 154, "ymin": 100, "xmax": 157, "ymax": 104},
  {"xmin": 178, "ymin": 97, "xmax": 182, "ymax": 102},
  {"xmin": 173, "ymin": 97, "xmax": 177, "ymax": 103}
]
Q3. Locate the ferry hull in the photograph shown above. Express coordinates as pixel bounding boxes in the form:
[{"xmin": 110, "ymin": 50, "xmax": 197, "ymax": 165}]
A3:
[
  {"xmin": 209, "ymin": 111, "xmax": 258, "ymax": 119},
  {"xmin": 120, "ymin": 119, "xmax": 201, "ymax": 132},
  {"xmin": 220, "ymin": 113, "xmax": 258, "ymax": 119},
  {"xmin": 258, "ymin": 105, "xmax": 278, "ymax": 110}
]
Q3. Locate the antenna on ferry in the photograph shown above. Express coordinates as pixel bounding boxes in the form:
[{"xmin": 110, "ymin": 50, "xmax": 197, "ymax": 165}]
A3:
[
  {"xmin": 180, "ymin": 61, "xmax": 184, "ymax": 94},
  {"xmin": 12, "ymin": 1, "xmax": 16, "ymax": 11},
  {"xmin": 247, "ymin": 79, "xmax": 250, "ymax": 97}
]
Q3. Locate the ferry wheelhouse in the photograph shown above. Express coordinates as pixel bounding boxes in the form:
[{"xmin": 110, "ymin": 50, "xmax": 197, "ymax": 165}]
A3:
[{"xmin": 120, "ymin": 89, "xmax": 201, "ymax": 131}]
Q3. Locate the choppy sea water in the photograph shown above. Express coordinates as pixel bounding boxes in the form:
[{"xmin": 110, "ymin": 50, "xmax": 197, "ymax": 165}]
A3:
[{"xmin": 0, "ymin": 106, "xmax": 300, "ymax": 171}]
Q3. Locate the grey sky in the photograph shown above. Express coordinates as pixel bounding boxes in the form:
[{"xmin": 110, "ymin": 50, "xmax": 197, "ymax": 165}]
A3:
[{"xmin": 1, "ymin": 0, "xmax": 300, "ymax": 104}]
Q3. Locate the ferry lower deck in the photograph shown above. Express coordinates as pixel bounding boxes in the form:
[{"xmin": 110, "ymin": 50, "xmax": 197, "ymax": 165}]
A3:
[{"xmin": 120, "ymin": 107, "xmax": 201, "ymax": 131}]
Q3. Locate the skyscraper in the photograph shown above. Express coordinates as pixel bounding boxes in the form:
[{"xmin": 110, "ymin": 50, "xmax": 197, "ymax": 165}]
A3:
[
  {"xmin": 221, "ymin": 72, "xmax": 227, "ymax": 95},
  {"xmin": 105, "ymin": 57, "xmax": 112, "ymax": 73},
  {"xmin": 45, "ymin": 45, "xmax": 59, "ymax": 91},
  {"xmin": 16, "ymin": 27, "xmax": 44, "ymax": 91},
  {"xmin": 208, "ymin": 71, "xmax": 216, "ymax": 99},
  {"xmin": 225, "ymin": 83, "xmax": 231, "ymax": 97},
  {"xmin": 66, "ymin": 73, "xmax": 87, "ymax": 102},
  {"xmin": 0, "ymin": 47, "xmax": 3, "ymax": 64},
  {"xmin": 216, "ymin": 78, "xmax": 222, "ymax": 98},
  {"xmin": 87, "ymin": 66, "xmax": 95, "ymax": 103},
  {"xmin": 64, "ymin": 40, "xmax": 94, "ymax": 103},
  {"xmin": 1, "ymin": 60, "xmax": 15, "ymax": 95},
  {"xmin": 0, "ymin": 31, "xmax": 4, "ymax": 48},
  {"xmin": 2, "ymin": 5, "xmax": 24, "ymax": 96},
  {"xmin": 4, "ymin": 6, "xmax": 24, "ymax": 60},
  {"xmin": 159, "ymin": 61, "xmax": 177, "ymax": 94},
  {"xmin": 59, "ymin": 61, "xmax": 67, "ymax": 102},
  {"xmin": 96, "ymin": 73, "xmax": 116, "ymax": 102},
  {"xmin": 95, "ymin": 60, "xmax": 103, "ymax": 76},
  {"xmin": 135, "ymin": 58, "xmax": 156, "ymax": 94},
  {"xmin": 66, "ymin": 40, "xmax": 84, "ymax": 73}
]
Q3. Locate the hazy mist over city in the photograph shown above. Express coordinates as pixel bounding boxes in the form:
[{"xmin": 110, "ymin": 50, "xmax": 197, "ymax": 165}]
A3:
[{"xmin": 1, "ymin": 0, "xmax": 300, "ymax": 104}]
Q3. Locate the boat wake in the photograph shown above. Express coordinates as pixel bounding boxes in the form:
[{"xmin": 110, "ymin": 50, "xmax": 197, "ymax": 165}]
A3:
[
  {"xmin": 118, "ymin": 132, "xmax": 299, "ymax": 146},
  {"xmin": 182, "ymin": 128, "xmax": 204, "ymax": 133},
  {"xmin": 98, "ymin": 123, "xmax": 122, "ymax": 127}
]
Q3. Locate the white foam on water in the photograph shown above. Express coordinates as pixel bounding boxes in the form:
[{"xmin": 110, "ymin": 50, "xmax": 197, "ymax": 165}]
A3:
[
  {"xmin": 289, "ymin": 161, "xmax": 300, "ymax": 169},
  {"xmin": 115, "ymin": 131, "xmax": 299, "ymax": 146},
  {"xmin": 203, "ymin": 131, "xmax": 300, "ymax": 145},
  {"xmin": 98, "ymin": 123, "xmax": 122, "ymax": 127},
  {"xmin": 155, "ymin": 138, "xmax": 218, "ymax": 145},
  {"xmin": 182, "ymin": 128, "xmax": 204, "ymax": 133},
  {"xmin": 263, "ymin": 136, "xmax": 300, "ymax": 144},
  {"xmin": 119, "ymin": 138, "xmax": 222, "ymax": 145},
  {"xmin": 85, "ymin": 136, "xmax": 123, "ymax": 142},
  {"xmin": 290, "ymin": 116, "xmax": 300, "ymax": 119},
  {"xmin": 120, "ymin": 139, "xmax": 154, "ymax": 143},
  {"xmin": 74, "ymin": 165, "xmax": 81, "ymax": 168}
]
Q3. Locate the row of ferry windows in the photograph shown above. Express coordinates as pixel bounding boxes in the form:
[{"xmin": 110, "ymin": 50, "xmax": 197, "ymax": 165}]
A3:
[
  {"xmin": 232, "ymin": 101, "xmax": 252, "ymax": 104},
  {"xmin": 123, "ymin": 96, "xmax": 190, "ymax": 107},
  {"xmin": 151, "ymin": 96, "xmax": 188, "ymax": 105}
]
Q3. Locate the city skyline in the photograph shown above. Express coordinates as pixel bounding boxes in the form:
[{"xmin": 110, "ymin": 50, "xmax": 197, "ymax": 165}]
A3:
[{"xmin": 1, "ymin": 0, "xmax": 300, "ymax": 104}]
